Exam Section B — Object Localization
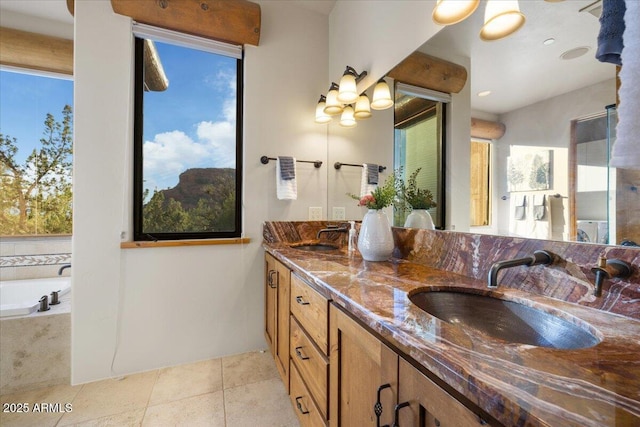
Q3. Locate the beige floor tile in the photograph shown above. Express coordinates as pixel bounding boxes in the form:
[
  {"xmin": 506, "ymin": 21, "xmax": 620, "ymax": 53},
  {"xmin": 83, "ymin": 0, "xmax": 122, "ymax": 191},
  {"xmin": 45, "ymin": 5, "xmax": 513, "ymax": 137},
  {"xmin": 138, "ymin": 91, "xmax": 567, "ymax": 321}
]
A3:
[
  {"xmin": 0, "ymin": 383, "xmax": 81, "ymax": 427},
  {"xmin": 224, "ymin": 378, "xmax": 299, "ymax": 427},
  {"xmin": 222, "ymin": 350, "xmax": 279, "ymax": 390},
  {"xmin": 58, "ymin": 371, "xmax": 157, "ymax": 426},
  {"xmin": 66, "ymin": 408, "xmax": 145, "ymax": 427},
  {"xmin": 142, "ymin": 391, "xmax": 225, "ymax": 427},
  {"xmin": 148, "ymin": 358, "xmax": 222, "ymax": 407}
]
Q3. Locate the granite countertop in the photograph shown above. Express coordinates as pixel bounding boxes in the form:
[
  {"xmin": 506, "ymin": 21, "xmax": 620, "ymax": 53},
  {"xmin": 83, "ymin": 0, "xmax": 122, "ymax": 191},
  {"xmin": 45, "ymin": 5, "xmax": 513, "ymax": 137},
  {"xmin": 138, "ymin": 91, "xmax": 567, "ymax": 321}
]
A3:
[{"xmin": 264, "ymin": 242, "xmax": 640, "ymax": 427}]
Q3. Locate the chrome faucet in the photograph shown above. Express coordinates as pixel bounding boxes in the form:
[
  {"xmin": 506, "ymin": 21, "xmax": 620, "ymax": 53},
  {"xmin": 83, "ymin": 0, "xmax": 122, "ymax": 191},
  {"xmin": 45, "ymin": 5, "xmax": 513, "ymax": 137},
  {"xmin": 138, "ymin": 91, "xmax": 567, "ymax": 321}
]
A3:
[
  {"xmin": 591, "ymin": 256, "xmax": 631, "ymax": 297},
  {"xmin": 317, "ymin": 224, "xmax": 349, "ymax": 239},
  {"xmin": 487, "ymin": 250, "xmax": 553, "ymax": 288}
]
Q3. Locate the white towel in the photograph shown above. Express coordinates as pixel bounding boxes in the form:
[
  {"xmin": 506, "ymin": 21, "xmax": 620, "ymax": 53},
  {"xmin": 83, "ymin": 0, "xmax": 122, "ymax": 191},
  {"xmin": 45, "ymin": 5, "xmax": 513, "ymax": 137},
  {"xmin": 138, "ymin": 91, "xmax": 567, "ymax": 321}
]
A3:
[
  {"xmin": 360, "ymin": 163, "xmax": 378, "ymax": 198},
  {"xmin": 276, "ymin": 157, "xmax": 297, "ymax": 200},
  {"xmin": 610, "ymin": 0, "xmax": 640, "ymax": 170}
]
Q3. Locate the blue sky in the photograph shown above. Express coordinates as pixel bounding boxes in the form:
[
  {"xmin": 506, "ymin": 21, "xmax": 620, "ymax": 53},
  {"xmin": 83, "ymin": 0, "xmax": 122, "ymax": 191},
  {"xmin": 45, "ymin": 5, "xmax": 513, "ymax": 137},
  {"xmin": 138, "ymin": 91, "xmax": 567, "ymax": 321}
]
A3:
[
  {"xmin": 0, "ymin": 40, "xmax": 237, "ymax": 192},
  {"xmin": 0, "ymin": 70, "xmax": 73, "ymax": 164}
]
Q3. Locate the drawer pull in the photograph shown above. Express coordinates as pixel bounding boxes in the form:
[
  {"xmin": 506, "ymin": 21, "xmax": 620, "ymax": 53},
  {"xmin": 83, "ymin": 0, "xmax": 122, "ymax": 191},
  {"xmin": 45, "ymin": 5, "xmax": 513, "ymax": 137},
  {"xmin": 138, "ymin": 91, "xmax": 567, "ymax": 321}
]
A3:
[
  {"xmin": 374, "ymin": 383, "xmax": 391, "ymax": 427},
  {"xmin": 268, "ymin": 270, "xmax": 277, "ymax": 288},
  {"xmin": 295, "ymin": 396, "xmax": 310, "ymax": 415},
  {"xmin": 295, "ymin": 346, "xmax": 310, "ymax": 360},
  {"xmin": 295, "ymin": 296, "xmax": 310, "ymax": 305}
]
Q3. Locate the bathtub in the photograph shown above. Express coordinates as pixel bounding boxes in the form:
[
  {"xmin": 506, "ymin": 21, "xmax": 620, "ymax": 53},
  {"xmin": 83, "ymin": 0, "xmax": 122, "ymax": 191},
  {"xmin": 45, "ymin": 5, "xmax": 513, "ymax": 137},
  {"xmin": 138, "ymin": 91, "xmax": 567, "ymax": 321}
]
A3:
[{"xmin": 0, "ymin": 277, "xmax": 71, "ymax": 318}]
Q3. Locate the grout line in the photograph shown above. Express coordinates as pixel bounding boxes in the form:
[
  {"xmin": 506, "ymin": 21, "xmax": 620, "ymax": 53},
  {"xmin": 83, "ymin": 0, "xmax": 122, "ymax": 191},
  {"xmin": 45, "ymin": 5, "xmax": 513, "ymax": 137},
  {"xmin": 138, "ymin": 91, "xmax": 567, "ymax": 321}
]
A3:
[{"xmin": 139, "ymin": 368, "xmax": 161, "ymax": 425}]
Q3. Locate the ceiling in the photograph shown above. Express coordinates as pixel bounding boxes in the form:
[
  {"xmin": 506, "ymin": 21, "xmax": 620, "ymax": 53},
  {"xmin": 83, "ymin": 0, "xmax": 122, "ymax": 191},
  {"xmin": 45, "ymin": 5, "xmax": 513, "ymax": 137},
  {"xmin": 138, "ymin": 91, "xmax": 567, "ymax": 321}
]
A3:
[
  {"xmin": 0, "ymin": 0, "xmax": 614, "ymax": 116},
  {"xmin": 423, "ymin": 0, "xmax": 615, "ymax": 115}
]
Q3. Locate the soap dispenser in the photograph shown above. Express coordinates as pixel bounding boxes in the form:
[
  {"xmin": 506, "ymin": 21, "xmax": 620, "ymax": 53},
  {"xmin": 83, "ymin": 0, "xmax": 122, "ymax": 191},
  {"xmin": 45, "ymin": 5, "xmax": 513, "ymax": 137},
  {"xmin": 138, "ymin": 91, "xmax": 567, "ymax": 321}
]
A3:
[{"xmin": 348, "ymin": 221, "xmax": 357, "ymax": 253}]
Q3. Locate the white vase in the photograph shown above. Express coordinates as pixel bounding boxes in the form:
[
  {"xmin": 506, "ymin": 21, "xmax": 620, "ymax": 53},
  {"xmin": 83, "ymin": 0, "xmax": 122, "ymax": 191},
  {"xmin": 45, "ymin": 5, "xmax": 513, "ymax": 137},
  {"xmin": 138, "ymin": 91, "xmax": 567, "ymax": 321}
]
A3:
[
  {"xmin": 404, "ymin": 209, "xmax": 435, "ymax": 230},
  {"xmin": 358, "ymin": 209, "xmax": 394, "ymax": 261}
]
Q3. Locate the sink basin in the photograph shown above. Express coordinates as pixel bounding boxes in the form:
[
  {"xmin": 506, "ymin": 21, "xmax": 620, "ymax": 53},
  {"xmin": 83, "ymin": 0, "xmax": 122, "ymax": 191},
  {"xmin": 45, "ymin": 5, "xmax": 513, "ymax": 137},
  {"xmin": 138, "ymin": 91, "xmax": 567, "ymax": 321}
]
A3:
[
  {"xmin": 409, "ymin": 291, "xmax": 601, "ymax": 349},
  {"xmin": 291, "ymin": 244, "xmax": 339, "ymax": 252}
]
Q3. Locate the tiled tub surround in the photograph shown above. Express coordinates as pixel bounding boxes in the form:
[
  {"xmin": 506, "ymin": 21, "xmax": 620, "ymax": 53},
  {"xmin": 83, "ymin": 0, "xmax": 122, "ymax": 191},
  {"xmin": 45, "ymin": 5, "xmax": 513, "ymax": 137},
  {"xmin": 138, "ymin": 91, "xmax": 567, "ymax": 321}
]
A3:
[
  {"xmin": 263, "ymin": 221, "xmax": 640, "ymax": 426},
  {"xmin": 0, "ymin": 235, "xmax": 71, "ymax": 281}
]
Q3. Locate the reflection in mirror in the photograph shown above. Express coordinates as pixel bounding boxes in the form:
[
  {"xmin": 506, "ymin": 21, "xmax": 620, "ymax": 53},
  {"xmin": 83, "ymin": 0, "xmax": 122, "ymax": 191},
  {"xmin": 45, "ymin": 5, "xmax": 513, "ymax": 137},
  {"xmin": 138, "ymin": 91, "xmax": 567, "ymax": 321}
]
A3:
[{"xmin": 393, "ymin": 83, "xmax": 448, "ymax": 229}]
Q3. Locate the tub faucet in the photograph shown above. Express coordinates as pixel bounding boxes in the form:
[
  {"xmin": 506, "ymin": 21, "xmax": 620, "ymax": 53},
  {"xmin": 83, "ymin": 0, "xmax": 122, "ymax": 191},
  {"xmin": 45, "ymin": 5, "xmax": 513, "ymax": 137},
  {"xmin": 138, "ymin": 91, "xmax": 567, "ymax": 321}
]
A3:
[
  {"xmin": 591, "ymin": 256, "xmax": 631, "ymax": 297},
  {"xmin": 58, "ymin": 264, "xmax": 71, "ymax": 276},
  {"xmin": 38, "ymin": 295, "xmax": 50, "ymax": 312},
  {"xmin": 317, "ymin": 224, "xmax": 349, "ymax": 239},
  {"xmin": 487, "ymin": 250, "xmax": 553, "ymax": 288}
]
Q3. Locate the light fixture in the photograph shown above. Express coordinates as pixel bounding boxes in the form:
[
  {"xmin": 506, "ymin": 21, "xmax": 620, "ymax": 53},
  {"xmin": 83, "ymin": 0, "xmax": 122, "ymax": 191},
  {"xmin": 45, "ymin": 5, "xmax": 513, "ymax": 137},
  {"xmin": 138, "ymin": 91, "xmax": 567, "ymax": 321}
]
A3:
[
  {"xmin": 371, "ymin": 78, "xmax": 393, "ymax": 110},
  {"xmin": 323, "ymin": 82, "xmax": 343, "ymax": 115},
  {"xmin": 315, "ymin": 95, "xmax": 331, "ymax": 124},
  {"xmin": 477, "ymin": 90, "xmax": 492, "ymax": 97},
  {"xmin": 340, "ymin": 105, "xmax": 357, "ymax": 128},
  {"xmin": 543, "ymin": 38, "xmax": 556, "ymax": 46},
  {"xmin": 432, "ymin": 0, "xmax": 480, "ymax": 25},
  {"xmin": 354, "ymin": 93, "xmax": 372, "ymax": 119},
  {"xmin": 560, "ymin": 46, "xmax": 590, "ymax": 60},
  {"xmin": 479, "ymin": 0, "xmax": 526, "ymax": 41},
  {"xmin": 337, "ymin": 66, "xmax": 367, "ymax": 104}
]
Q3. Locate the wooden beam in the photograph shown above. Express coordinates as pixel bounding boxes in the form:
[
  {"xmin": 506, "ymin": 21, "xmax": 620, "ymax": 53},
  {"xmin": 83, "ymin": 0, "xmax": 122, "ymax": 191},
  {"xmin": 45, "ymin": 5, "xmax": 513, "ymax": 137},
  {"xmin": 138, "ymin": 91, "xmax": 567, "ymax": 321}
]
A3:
[
  {"xmin": 470, "ymin": 117, "xmax": 506, "ymax": 140},
  {"xmin": 111, "ymin": 0, "xmax": 261, "ymax": 46},
  {"xmin": 388, "ymin": 51, "xmax": 467, "ymax": 94},
  {"xmin": 0, "ymin": 27, "xmax": 73, "ymax": 75},
  {"xmin": 66, "ymin": 0, "xmax": 74, "ymax": 16},
  {"xmin": 143, "ymin": 39, "xmax": 169, "ymax": 91}
]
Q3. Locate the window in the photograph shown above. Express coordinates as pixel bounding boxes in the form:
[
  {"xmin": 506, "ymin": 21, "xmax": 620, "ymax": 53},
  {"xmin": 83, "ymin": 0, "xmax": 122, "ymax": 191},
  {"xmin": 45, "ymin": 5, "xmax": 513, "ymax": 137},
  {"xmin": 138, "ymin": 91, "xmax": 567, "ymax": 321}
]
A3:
[
  {"xmin": 0, "ymin": 69, "xmax": 74, "ymax": 236},
  {"xmin": 133, "ymin": 27, "xmax": 243, "ymax": 241}
]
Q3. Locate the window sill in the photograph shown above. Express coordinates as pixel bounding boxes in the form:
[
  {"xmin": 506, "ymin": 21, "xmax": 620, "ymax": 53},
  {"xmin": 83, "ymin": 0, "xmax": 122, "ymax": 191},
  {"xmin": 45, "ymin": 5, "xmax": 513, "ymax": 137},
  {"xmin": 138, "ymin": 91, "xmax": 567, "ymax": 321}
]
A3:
[{"xmin": 120, "ymin": 237, "xmax": 251, "ymax": 249}]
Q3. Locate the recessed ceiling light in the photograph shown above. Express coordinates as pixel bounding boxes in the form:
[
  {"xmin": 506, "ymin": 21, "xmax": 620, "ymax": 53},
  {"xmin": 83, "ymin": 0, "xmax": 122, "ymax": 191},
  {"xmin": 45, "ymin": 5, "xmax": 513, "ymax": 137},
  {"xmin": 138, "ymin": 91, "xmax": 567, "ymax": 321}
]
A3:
[
  {"xmin": 560, "ymin": 46, "xmax": 590, "ymax": 60},
  {"xmin": 543, "ymin": 38, "xmax": 555, "ymax": 46},
  {"xmin": 477, "ymin": 90, "xmax": 492, "ymax": 97}
]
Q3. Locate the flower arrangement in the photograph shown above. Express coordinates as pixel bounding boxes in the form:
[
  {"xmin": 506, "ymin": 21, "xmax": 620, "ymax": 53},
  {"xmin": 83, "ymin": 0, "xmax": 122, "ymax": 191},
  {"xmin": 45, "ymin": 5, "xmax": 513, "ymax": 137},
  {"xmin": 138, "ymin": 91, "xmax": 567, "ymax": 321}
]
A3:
[
  {"xmin": 349, "ymin": 170, "xmax": 400, "ymax": 210},
  {"xmin": 398, "ymin": 168, "xmax": 436, "ymax": 211}
]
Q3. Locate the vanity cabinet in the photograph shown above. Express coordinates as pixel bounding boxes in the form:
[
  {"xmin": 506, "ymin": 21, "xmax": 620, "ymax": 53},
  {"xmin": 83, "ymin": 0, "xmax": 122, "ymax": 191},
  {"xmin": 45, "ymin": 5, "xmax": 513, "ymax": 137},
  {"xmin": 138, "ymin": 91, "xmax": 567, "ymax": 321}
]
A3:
[
  {"xmin": 290, "ymin": 274, "xmax": 330, "ymax": 425},
  {"xmin": 329, "ymin": 304, "xmax": 486, "ymax": 427},
  {"xmin": 264, "ymin": 253, "xmax": 290, "ymax": 391}
]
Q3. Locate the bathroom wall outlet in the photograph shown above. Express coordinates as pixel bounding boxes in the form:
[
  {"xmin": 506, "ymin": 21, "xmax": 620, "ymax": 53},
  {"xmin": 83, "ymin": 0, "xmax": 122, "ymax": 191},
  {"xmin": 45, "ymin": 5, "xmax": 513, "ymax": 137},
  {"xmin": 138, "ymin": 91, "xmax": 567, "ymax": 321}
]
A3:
[
  {"xmin": 309, "ymin": 207, "xmax": 323, "ymax": 220},
  {"xmin": 332, "ymin": 207, "xmax": 346, "ymax": 220}
]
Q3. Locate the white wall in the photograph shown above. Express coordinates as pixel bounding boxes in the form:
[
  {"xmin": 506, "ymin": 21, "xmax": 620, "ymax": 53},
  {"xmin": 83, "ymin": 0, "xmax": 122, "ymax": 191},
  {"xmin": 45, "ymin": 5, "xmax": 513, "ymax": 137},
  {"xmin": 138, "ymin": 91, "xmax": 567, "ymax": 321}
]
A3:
[
  {"xmin": 73, "ymin": 0, "xmax": 328, "ymax": 384},
  {"xmin": 494, "ymin": 78, "xmax": 616, "ymax": 237},
  {"xmin": 329, "ymin": 1, "xmax": 441, "ymax": 93}
]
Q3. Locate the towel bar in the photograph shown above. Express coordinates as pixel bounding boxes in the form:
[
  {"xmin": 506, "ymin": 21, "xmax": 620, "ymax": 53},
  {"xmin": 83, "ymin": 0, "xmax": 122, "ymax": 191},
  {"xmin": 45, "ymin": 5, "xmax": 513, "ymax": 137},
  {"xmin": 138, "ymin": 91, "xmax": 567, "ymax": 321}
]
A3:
[
  {"xmin": 260, "ymin": 156, "xmax": 322, "ymax": 168},
  {"xmin": 334, "ymin": 162, "xmax": 386, "ymax": 173}
]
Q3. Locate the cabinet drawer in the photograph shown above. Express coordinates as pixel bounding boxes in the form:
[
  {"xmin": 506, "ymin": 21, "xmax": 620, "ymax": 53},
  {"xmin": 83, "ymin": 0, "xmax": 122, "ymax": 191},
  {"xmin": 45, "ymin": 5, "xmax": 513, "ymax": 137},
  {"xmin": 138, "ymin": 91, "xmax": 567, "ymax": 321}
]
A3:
[
  {"xmin": 291, "ymin": 274, "xmax": 329, "ymax": 355},
  {"xmin": 290, "ymin": 363, "xmax": 327, "ymax": 427},
  {"xmin": 290, "ymin": 316, "xmax": 329, "ymax": 419}
]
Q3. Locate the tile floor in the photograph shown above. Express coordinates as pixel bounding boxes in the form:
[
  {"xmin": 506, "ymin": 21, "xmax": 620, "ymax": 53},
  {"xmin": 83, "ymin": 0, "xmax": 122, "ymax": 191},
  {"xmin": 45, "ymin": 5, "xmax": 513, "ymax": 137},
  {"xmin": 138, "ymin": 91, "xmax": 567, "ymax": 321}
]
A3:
[{"xmin": 0, "ymin": 350, "xmax": 300, "ymax": 427}]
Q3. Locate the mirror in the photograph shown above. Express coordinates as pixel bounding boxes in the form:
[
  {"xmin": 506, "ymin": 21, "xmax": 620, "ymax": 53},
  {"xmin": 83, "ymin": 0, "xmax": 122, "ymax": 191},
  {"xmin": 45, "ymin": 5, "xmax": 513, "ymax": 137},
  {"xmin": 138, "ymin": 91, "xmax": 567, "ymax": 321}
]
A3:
[{"xmin": 327, "ymin": 0, "xmax": 638, "ymax": 247}]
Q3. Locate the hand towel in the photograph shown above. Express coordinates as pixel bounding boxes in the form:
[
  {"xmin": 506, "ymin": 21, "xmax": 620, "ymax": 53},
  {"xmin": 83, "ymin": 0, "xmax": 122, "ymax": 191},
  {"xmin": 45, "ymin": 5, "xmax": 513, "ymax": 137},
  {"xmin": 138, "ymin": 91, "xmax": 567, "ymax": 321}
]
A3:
[
  {"xmin": 360, "ymin": 163, "xmax": 378, "ymax": 197},
  {"xmin": 533, "ymin": 195, "xmax": 545, "ymax": 221},
  {"xmin": 514, "ymin": 194, "xmax": 526, "ymax": 220},
  {"xmin": 610, "ymin": 0, "xmax": 640, "ymax": 170},
  {"xmin": 596, "ymin": 0, "xmax": 625, "ymax": 65},
  {"xmin": 366, "ymin": 164, "xmax": 379, "ymax": 185},
  {"xmin": 278, "ymin": 156, "xmax": 295, "ymax": 180},
  {"xmin": 276, "ymin": 157, "xmax": 297, "ymax": 200}
]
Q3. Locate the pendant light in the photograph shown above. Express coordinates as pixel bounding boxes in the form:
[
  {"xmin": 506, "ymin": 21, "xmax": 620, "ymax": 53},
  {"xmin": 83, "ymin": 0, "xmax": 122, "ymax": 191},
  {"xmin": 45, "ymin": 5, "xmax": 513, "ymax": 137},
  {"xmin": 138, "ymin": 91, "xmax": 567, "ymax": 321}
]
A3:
[
  {"xmin": 323, "ymin": 82, "xmax": 343, "ymax": 115},
  {"xmin": 354, "ymin": 94, "xmax": 372, "ymax": 119},
  {"xmin": 432, "ymin": 0, "xmax": 480, "ymax": 25},
  {"xmin": 339, "ymin": 105, "xmax": 357, "ymax": 128},
  {"xmin": 371, "ymin": 78, "xmax": 393, "ymax": 110},
  {"xmin": 480, "ymin": 0, "xmax": 525, "ymax": 41},
  {"xmin": 314, "ymin": 95, "xmax": 331, "ymax": 124}
]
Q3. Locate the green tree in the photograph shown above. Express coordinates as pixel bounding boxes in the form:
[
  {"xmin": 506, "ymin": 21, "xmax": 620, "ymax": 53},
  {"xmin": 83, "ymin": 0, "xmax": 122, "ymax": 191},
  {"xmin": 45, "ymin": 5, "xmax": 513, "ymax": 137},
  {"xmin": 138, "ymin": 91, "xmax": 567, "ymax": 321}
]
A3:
[
  {"xmin": 143, "ymin": 190, "xmax": 192, "ymax": 233},
  {"xmin": 0, "ymin": 105, "xmax": 73, "ymax": 235}
]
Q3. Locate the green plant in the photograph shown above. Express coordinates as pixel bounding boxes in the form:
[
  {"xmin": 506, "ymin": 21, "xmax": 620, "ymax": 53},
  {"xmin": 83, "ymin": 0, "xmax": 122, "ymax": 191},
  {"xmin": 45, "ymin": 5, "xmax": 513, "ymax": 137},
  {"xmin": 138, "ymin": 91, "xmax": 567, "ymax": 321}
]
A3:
[
  {"xmin": 398, "ymin": 168, "xmax": 436, "ymax": 211},
  {"xmin": 349, "ymin": 169, "xmax": 401, "ymax": 210}
]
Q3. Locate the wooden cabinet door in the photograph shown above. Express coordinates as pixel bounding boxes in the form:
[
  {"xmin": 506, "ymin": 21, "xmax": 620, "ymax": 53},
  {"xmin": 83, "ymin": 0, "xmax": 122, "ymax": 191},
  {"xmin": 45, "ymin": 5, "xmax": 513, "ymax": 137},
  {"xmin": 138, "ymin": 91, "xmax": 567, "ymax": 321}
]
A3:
[
  {"xmin": 398, "ymin": 358, "xmax": 486, "ymax": 427},
  {"xmin": 264, "ymin": 253, "xmax": 277, "ymax": 356},
  {"xmin": 275, "ymin": 260, "xmax": 290, "ymax": 391},
  {"xmin": 329, "ymin": 304, "xmax": 397, "ymax": 427}
]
